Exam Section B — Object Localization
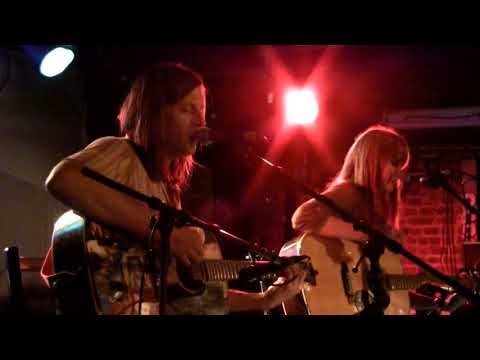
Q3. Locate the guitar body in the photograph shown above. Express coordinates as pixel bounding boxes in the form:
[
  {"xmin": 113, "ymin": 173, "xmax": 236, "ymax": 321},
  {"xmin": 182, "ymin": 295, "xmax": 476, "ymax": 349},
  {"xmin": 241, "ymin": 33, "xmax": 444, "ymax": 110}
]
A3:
[
  {"xmin": 51, "ymin": 211, "xmax": 228, "ymax": 315},
  {"xmin": 50, "ymin": 211, "xmax": 101, "ymax": 315},
  {"xmin": 279, "ymin": 233, "xmax": 410, "ymax": 315}
]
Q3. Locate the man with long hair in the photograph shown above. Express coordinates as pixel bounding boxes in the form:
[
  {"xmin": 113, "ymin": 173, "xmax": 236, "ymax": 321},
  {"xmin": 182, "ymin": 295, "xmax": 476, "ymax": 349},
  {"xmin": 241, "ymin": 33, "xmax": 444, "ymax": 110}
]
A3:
[{"xmin": 46, "ymin": 62, "xmax": 306, "ymax": 314}]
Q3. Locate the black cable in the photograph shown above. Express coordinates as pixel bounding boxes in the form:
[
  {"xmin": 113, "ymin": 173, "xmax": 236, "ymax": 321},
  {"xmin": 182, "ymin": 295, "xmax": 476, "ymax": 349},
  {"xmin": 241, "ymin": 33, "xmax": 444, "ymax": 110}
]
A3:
[
  {"xmin": 138, "ymin": 215, "xmax": 161, "ymax": 315},
  {"xmin": 449, "ymin": 194, "xmax": 457, "ymax": 274},
  {"xmin": 450, "ymin": 196, "xmax": 456, "ymax": 273},
  {"xmin": 441, "ymin": 191, "xmax": 447, "ymax": 273},
  {"xmin": 446, "ymin": 192, "xmax": 454, "ymax": 274},
  {"xmin": 445, "ymin": 192, "xmax": 450, "ymax": 274},
  {"xmin": 441, "ymin": 190, "xmax": 455, "ymax": 275},
  {"xmin": 464, "ymin": 187, "xmax": 468, "ymax": 243}
]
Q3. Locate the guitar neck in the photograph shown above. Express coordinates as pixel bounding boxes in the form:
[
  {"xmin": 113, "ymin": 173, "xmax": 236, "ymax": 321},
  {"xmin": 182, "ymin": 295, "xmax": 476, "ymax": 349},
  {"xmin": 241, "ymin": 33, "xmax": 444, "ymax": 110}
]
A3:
[
  {"xmin": 191, "ymin": 260, "xmax": 267, "ymax": 282},
  {"xmin": 385, "ymin": 273, "xmax": 441, "ymax": 291}
]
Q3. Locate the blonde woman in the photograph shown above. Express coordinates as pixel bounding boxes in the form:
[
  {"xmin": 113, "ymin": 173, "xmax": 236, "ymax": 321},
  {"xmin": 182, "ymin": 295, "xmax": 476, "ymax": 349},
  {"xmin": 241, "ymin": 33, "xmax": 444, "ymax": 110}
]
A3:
[{"xmin": 291, "ymin": 125, "xmax": 411, "ymax": 315}]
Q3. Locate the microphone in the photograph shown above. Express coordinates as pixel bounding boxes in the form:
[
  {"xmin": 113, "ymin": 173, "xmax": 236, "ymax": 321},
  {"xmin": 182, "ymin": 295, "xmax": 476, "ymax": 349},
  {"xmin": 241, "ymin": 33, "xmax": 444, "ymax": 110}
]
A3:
[
  {"xmin": 419, "ymin": 169, "xmax": 456, "ymax": 189},
  {"xmin": 191, "ymin": 127, "xmax": 214, "ymax": 146},
  {"xmin": 238, "ymin": 255, "xmax": 309, "ymax": 283}
]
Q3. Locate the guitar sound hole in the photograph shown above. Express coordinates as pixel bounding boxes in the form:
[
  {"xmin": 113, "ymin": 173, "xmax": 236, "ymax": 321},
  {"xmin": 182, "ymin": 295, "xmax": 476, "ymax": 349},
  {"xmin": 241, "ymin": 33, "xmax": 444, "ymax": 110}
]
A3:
[{"xmin": 176, "ymin": 262, "xmax": 206, "ymax": 295}]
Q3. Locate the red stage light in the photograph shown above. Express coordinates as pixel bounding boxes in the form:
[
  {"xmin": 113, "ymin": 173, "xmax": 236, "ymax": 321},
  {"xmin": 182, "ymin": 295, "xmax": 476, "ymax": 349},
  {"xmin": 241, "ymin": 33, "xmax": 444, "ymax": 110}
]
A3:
[{"xmin": 284, "ymin": 88, "xmax": 319, "ymax": 126}]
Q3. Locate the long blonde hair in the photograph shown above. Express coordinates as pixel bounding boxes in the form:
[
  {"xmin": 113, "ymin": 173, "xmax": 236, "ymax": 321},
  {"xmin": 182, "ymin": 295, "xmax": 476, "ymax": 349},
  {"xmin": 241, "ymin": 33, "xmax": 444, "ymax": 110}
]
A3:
[
  {"xmin": 326, "ymin": 125, "xmax": 410, "ymax": 228},
  {"xmin": 117, "ymin": 62, "xmax": 204, "ymax": 205}
]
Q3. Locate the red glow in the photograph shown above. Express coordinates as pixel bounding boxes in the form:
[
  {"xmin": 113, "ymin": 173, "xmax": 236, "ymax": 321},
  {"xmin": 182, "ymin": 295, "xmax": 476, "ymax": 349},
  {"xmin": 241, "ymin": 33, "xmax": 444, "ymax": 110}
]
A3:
[
  {"xmin": 285, "ymin": 88, "xmax": 319, "ymax": 126},
  {"xmin": 237, "ymin": 46, "xmax": 341, "ymax": 221}
]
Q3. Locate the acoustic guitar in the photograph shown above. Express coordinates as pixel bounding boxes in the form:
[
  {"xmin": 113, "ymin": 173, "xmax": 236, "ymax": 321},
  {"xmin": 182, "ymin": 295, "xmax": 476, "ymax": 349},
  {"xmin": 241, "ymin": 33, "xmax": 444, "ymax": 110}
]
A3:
[
  {"xmin": 49, "ymin": 210, "xmax": 315, "ymax": 315},
  {"xmin": 279, "ymin": 232, "xmax": 441, "ymax": 315}
]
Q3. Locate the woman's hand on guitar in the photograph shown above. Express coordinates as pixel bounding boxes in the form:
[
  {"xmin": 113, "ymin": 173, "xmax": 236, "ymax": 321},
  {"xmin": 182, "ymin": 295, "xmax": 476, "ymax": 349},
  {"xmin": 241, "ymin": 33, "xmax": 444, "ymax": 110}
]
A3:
[
  {"xmin": 168, "ymin": 226, "xmax": 205, "ymax": 266},
  {"xmin": 262, "ymin": 264, "xmax": 307, "ymax": 310}
]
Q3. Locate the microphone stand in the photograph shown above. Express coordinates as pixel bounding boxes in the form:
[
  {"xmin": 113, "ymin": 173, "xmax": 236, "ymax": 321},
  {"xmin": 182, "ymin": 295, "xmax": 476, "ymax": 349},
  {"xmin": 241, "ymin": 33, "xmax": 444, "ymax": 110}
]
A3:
[
  {"xmin": 352, "ymin": 239, "xmax": 391, "ymax": 315},
  {"xmin": 81, "ymin": 167, "xmax": 295, "ymax": 314},
  {"xmin": 424, "ymin": 170, "xmax": 480, "ymax": 219},
  {"xmin": 249, "ymin": 154, "xmax": 480, "ymax": 312},
  {"xmin": 246, "ymin": 251, "xmax": 269, "ymax": 315}
]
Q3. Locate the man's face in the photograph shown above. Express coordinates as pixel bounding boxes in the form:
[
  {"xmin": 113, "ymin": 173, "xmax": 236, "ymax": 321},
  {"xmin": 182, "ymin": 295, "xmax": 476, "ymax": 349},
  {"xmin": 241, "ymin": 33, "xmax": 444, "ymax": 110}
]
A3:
[{"xmin": 157, "ymin": 85, "xmax": 206, "ymax": 157}]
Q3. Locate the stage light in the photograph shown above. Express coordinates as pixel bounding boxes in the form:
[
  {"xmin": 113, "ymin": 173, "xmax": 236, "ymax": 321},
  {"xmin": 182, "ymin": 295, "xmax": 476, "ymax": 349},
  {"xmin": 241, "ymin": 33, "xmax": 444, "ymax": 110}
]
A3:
[
  {"xmin": 19, "ymin": 45, "xmax": 76, "ymax": 78},
  {"xmin": 39, "ymin": 47, "xmax": 75, "ymax": 77},
  {"xmin": 285, "ymin": 88, "xmax": 319, "ymax": 126}
]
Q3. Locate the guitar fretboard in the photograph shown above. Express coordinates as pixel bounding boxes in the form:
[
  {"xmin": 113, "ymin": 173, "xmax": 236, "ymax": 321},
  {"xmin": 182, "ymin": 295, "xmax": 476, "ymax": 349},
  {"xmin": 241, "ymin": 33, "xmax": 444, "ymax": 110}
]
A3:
[
  {"xmin": 386, "ymin": 274, "xmax": 440, "ymax": 291},
  {"xmin": 192, "ymin": 260, "xmax": 267, "ymax": 282}
]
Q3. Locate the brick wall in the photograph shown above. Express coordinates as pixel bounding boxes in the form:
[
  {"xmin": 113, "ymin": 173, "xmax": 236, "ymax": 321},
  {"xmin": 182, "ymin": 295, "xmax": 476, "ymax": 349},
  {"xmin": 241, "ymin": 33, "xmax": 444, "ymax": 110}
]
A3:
[{"xmin": 399, "ymin": 157, "xmax": 477, "ymax": 276}]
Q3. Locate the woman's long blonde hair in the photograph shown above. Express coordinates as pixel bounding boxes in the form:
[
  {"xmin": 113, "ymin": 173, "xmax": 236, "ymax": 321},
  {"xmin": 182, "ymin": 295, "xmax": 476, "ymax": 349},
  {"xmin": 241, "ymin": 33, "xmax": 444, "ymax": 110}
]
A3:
[{"xmin": 326, "ymin": 125, "xmax": 410, "ymax": 228}]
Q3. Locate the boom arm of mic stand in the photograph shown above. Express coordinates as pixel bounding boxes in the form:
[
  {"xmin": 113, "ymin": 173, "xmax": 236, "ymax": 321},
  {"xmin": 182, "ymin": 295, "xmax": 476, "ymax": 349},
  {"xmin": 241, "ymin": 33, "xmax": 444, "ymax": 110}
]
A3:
[
  {"xmin": 80, "ymin": 166, "xmax": 277, "ymax": 261},
  {"xmin": 250, "ymin": 153, "xmax": 480, "ymax": 307}
]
